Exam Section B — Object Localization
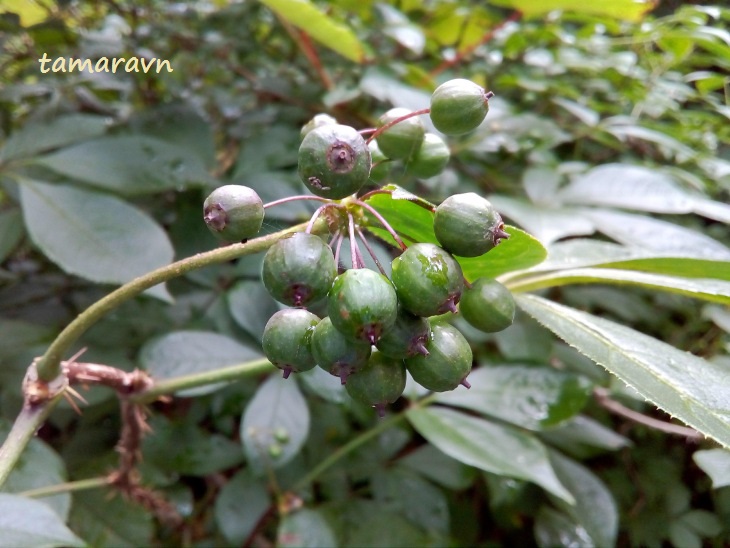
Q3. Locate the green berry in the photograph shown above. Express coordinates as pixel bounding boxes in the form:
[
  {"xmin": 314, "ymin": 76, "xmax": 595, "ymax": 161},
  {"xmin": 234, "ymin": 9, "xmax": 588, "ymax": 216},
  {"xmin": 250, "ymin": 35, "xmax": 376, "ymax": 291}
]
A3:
[
  {"xmin": 262, "ymin": 308, "xmax": 319, "ymax": 378},
  {"xmin": 429, "ymin": 79, "xmax": 492, "ymax": 135},
  {"xmin": 405, "ymin": 133, "xmax": 450, "ymax": 179},
  {"xmin": 391, "ymin": 243, "xmax": 464, "ymax": 317},
  {"xmin": 405, "ymin": 323, "xmax": 472, "ymax": 392},
  {"xmin": 327, "ymin": 268, "xmax": 398, "ymax": 344},
  {"xmin": 375, "ymin": 307, "xmax": 430, "ymax": 359},
  {"xmin": 262, "ymin": 232, "xmax": 337, "ymax": 307},
  {"xmin": 368, "ymin": 140, "xmax": 390, "ymax": 183},
  {"xmin": 203, "ymin": 185, "xmax": 264, "ymax": 242},
  {"xmin": 298, "ymin": 124, "xmax": 371, "ymax": 199},
  {"xmin": 300, "ymin": 113, "xmax": 338, "ymax": 139},
  {"xmin": 460, "ymin": 278, "xmax": 515, "ymax": 333},
  {"xmin": 376, "ymin": 107, "xmax": 425, "ymax": 161},
  {"xmin": 345, "ymin": 351, "xmax": 406, "ymax": 417},
  {"xmin": 311, "ymin": 316, "xmax": 372, "ymax": 384},
  {"xmin": 433, "ymin": 193, "xmax": 509, "ymax": 257}
]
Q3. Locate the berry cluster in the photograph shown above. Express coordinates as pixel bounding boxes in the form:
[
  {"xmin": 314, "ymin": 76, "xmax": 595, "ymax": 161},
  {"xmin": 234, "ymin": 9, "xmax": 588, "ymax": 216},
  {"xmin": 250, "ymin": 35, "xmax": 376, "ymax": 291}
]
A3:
[{"xmin": 203, "ymin": 79, "xmax": 515, "ymax": 416}]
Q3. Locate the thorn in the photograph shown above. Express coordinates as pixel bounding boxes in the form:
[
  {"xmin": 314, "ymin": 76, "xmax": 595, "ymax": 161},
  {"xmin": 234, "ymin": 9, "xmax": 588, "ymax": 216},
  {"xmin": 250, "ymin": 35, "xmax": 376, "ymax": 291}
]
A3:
[
  {"xmin": 460, "ymin": 378, "xmax": 471, "ymax": 389},
  {"xmin": 282, "ymin": 366, "xmax": 293, "ymax": 379}
]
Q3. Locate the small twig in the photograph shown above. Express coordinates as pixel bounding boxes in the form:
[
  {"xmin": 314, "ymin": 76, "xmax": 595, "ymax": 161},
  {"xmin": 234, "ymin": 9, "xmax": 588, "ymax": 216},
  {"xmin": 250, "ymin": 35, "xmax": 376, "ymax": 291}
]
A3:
[
  {"xmin": 353, "ymin": 199, "xmax": 407, "ymax": 250},
  {"xmin": 358, "ymin": 188, "xmax": 393, "ymax": 202},
  {"xmin": 334, "ymin": 232, "xmax": 344, "ymax": 272},
  {"xmin": 356, "ymin": 227, "xmax": 386, "ymax": 276},
  {"xmin": 593, "ymin": 387, "xmax": 702, "ymax": 441},
  {"xmin": 366, "ymin": 108, "xmax": 431, "ymax": 145},
  {"xmin": 263, "ymin": 195, "xmax": 331, "ymax": 209},
  {"xmin": 347, "ymin": 213, "xmax": 364, "ymax": 269},
  {"xmin": 358, "ymin": 127, "xmax": 377, "ymax": 136}
]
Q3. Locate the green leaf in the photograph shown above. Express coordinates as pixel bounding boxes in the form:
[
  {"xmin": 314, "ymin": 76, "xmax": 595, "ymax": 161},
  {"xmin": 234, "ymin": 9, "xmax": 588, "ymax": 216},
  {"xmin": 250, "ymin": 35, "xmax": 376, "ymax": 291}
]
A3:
[
  {"xmin": 435, "ymin": 366, "xmax": 592, "ymax": 430},
  {"xmin": 487, "ymin": 0, "xmax": 653, "ymax": 21},
  {"xmin": 70, "ymin": 486, "xmax": 153, "ymax": 547},
  {"xmin": 399, "ymin": 444, "xmax": 476, "ymax": 490},
  {"xmin": 558, "ymin": 164, "xmax": 694, "ymax": 213},
  {"xmin": 0, "ymin": 435, "xmax": 70, "ymax": 521},
  {"xmin": 507, "ymin": 268, "xmax": 730, "ymax": 304},
  {"xmin": 19, "ymin": 179, "xmax": 173, "ymax": 300},
  {"xmin": 364, "ymin": 191, "xmax": 546, "ymax": 278},
  {"xmin": 0, "ymin": 114, "xmax": 108, "ymax": 163},
  {"xmin": 407, "ymin": 406, "xmax": 573, "ymax": 503},
  {"xmin": 534, "ymin": 507, "xmax": 594, "ymax": 548},
  {"xmin": 585, "ymin": 209, "xmax": 730, "ymax": 258},
  {"xmin": 140, "ymin": 331, "xmax": 262, "ymax": 397},
  {"xmin": 511, "ymin": 239, "xmax": 730, "ymax": 280},
  {"xmin": 0, "ymin": 209, "xmax": 24, "ymax": 264},
  {"xmin": 548, "ymin": 451, "xmax": 618, "ymax": 547},
  {"xmin": 693, "ymin": 449, "xmax": 730, "ymax": 489},
  {"xmin": 277, "ymin": 508, "xmax": 337, "ymax": 548},
  {"xmin": 227, "ymin": 281, "xmax": 281, "ymax": 340},
  {"xmin": 0, "ymin": 494, "xmax": 85, "ymax": 548},
  {"xmin": 298, "ymin": 366, "xmax": 348, "ymax": 404},
  {"xmin": 538, "ymin": 416, "xmax": 632, "ymax": 459},
  {"xmin": 33, "ymin": 136, "xmax": 210, "ymax": 194},
  {"xmin": 259, "ymin": 0, "xmax": 366, "ymax": 63},
  {"xmin": 241, "ymin": 374, "xmax": 310, "ymax": 472},
  {"xmin": 215, "ymin": 469, "xmax": 271, "ymax": 545},
  {"xmin": 142, "ymin": 415, "xmax": 244, "ymax": 476},
  {"xmin": 516, "ymin": 294, "xmax": 730, "ymax": 448},
  {"xmin": 372, "ymin": 468, "xmax": 450, "ymax": 537}
]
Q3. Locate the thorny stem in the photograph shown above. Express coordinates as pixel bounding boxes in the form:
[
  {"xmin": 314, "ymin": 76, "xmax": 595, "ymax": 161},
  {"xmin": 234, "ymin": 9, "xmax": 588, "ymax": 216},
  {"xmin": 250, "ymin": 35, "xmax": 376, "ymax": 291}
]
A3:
[
  {"xmin": 366, "ymin": 108, "xmax": 431, "ymax": 145},
  {"xmin": 356, "ymin": 227, "xmax": 386, "ymax": 276},
  {"xmin": 353, "ymin": 199, "xmax": 407, "ymax": 250}
]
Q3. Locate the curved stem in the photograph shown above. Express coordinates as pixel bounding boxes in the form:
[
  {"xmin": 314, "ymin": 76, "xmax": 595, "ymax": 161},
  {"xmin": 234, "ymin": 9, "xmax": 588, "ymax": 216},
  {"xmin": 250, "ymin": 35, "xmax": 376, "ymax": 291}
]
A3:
[
  {"xmin": 353, "ymin": 199, "xmax": 407, "ymax": 250},
  {"xmin": 347, "ymin": 213, "xmax": 363, "ymax": 269},
  {"xmin": 366, "ymin": 108, "xmax": 431, "ymax": 145},
  {"xmin": 263, "ymin": 195, "xmax": 331, "ymax": 209},
  {"xmin": 356, "ymin": 227, "xmax": 386, "ymax": 276},
  {"xmin": 334, "ymin": 232, "xmax": 344, "ymax": 270},
  {"xmin": 36, "ymin": 220, "xmax": 323, "ymax": 382}
]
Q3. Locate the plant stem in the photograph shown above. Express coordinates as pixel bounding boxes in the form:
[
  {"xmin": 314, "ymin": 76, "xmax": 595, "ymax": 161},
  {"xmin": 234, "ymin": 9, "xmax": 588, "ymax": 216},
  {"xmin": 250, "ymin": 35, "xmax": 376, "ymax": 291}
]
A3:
[
  {"xmin": 37, "ymin": 220, "xmax": 322, "ymax": 383},
  {"xmin": 0, "ymin": 391, "xmax": 65, "ymax": 487},
  {"xmin": 353, "ymin": 199, "xmax": 407, "ymax": 250},
  {"xmin": 130, "ymin": 357, "xmax": 272, "ymax": 404},
  {"xmin": 19, "ymin": 476, "xmax": 110, "ymax": 499},
  {"xmin": 263, "ymin": 195, "xmax": 330, "ymax": 209},
  {"xmin": 292, "ymin": 395, "xmax": 435, "ymax": 490},
  {"xmin": 366, "ymin": 108, "xmax": 431, "ymax": 144}
]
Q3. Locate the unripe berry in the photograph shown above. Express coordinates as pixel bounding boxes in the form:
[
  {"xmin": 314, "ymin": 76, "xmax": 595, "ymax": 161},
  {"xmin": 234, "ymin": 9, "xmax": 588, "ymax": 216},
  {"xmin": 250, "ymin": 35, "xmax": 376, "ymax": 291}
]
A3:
[
  {"xmin": 376, "ymin": 107, "xmax": 425, "ymax": 161},
  {"xmin": 405, "ymin": 322, "xmax": 472, "ymax": 392},
  {"xmin": 375, "ymin": 307, "xmax": 430, "ymax": 359},
  {"xmin": 262, "ymin": 232, "xmax": 337, "ymax": 307},
  {"xmin": 345, "ymin": 351, "xmax": 407, "ymax": 417},
  {"xmin": 311, "ymin": 316, "xmax": 371, "ymax": 384},
  {"xmin": 405, "ymin": 133, "xmax": 451, "ymax": 179},
  {"xmin": 433, "ymin": 193, "xmax": 509, "ymax": 257},
  {"xmin": 203, "ymin": 185, "xmax": 264, "ymax": 242},
  {"xmin": 327, "ymin": 268, "xmax": 398, "ymax": 344},
  {"xmin": 429, "ymin": 79, "xmax": 492, "ymax": 135},
  {"xmin": 262, "ymin": 309, "xmax": 320, "ymax": 378},
  {"xmin": 391, "ymin": 243, "xmax": 464, "ymax": 317},
  {"xmin": 300, "ymin": 113, "xmax": 338, "ymax": 139},
  {"xmin": 298, "ymin": 124, "xmax": 371, "ymax": 199},
  {"xmin": 460, "ymin": 278, "xmax": 515, "ymax": 333}
]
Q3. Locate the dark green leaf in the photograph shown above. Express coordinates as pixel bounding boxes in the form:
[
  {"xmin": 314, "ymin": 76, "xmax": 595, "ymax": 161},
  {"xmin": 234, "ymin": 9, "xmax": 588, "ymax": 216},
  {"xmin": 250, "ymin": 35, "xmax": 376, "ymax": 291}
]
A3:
[
  {"xmin": 538, "ymin": 416, "xmax": 631, "ymax": 459},
  {"xmin": 227, "ymin": 281, "xmax": 280, "ymax": 340},
  {"xmin": 534, "ymin": 506, "xmax": 594, "ymax": 548},
  {"xmin": 143, "ymin": 415, "xmax": 244, "ymax": 476},
  {"xmin": 517, "ymin": 294, "xmax": 730, "ymax": 448},
  {"xmin": 259, "ymin": 0, "xmax": 366, "ymax": 63},
  {"xmin": 0, "ymin": 209, "xmax": 24, "ymax": 263},
  {"xmin": 435, "ymin": 366, "xmax": 593, "ymax": 430},
  {"xmin": 399, "ymin": 444, "xmax": 476, "ymax": 490},
  {"xmin": 693, "ymin": 449, "xmax": 730, "ymax": 489},
  {"xmin": 140, "ymin": 331, "xmax": 262, "ymax": 397},
  {"xmin": 215, "ymin": 470, "xmax": 271, "ymax": 545},
  {"xmin": 407, "ymin": 406, "xmax": 573, "ymax": 503},
  {"xmin": 548, "ymin": 451, "xmax": 618, "ymax": 547},
  {"xmin": 241, "ymin": 374, "xmax": 310, "ymax": 472},
  {"xmin": 277, "ymin": 508, "xmax": 337, "ymax": 548},
  {"xmin": 19, "ymin": 179, "xmax": 173, "ymax": 300},
  {"xmin": 0, "ymin": 494, "xmax": 84, "ymax": 548},
  {"xmin": 0, "ymin": 114, "xmax": 108, "ymax": 163},
  {"xmin": 34, "ymin": 136, "xmax": 211, "ymax": 194}
]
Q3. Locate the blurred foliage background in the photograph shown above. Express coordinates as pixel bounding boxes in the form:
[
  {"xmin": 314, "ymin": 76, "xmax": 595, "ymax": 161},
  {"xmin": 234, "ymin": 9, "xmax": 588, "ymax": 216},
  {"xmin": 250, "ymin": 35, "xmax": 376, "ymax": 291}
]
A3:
[{"xmin": 1, "ymin": 0, "xmax": 729, "ymax": 546}]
